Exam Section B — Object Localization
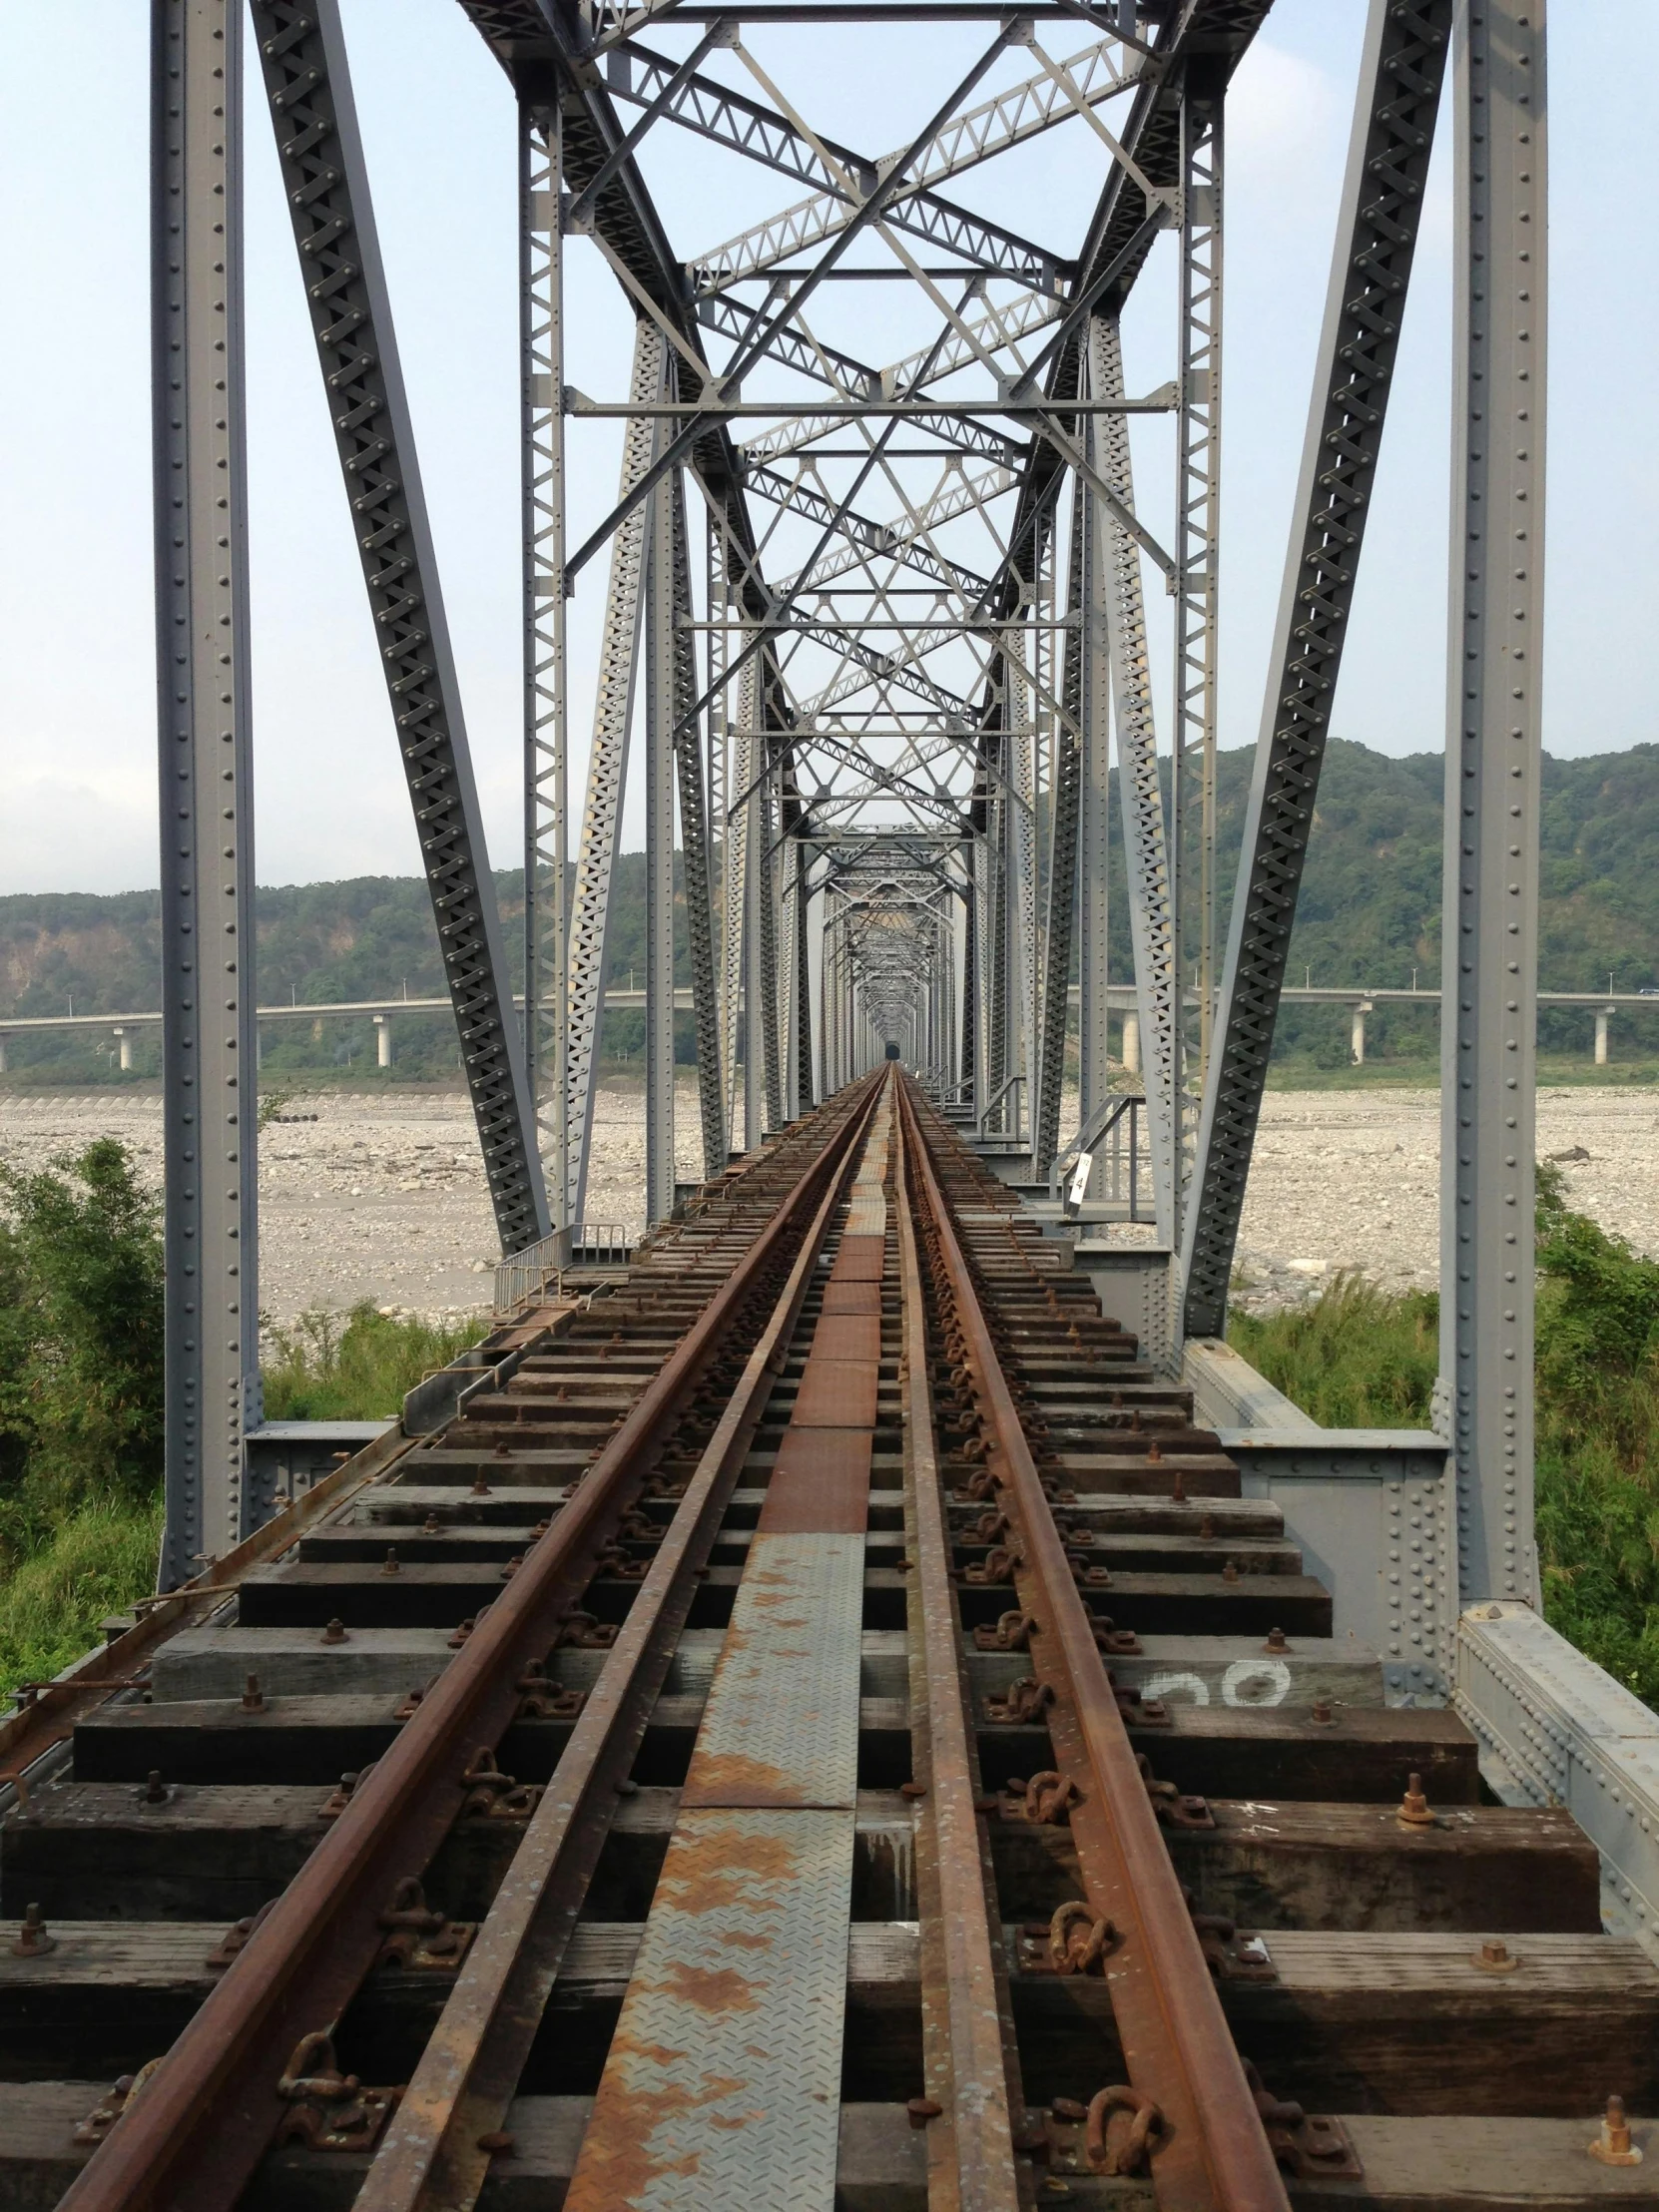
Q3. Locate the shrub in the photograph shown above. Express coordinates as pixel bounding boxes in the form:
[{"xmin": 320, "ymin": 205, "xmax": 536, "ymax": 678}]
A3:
[
  {"xmin": 1229, "ymin": 1177, "xmax": 1659, "ymax": 1709},
  {"xmin": 1227, "ymin": 1271, "xmax": 1438, "ymax": 1428},
  {"xmin": 263, "ymin": 1302, "xmax": 484, "ymax": 1420}
]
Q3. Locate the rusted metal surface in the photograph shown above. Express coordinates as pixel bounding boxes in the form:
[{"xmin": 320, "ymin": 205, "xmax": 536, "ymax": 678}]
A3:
[
  {"xmin": 758, "ymin": 1427, "xmax": 873, "ymax": 1534},
  {"xmin": 794, "ymin": 1358, "xmax": 880, "ymax": 1428},
  {"xmin": 561, "ymin": 1091, "xmax": 892, "ymax": 2208},
  {"xmin": 563, "ymin": 1806, "xmax": 855, "ymax": 2212},
  {"xmin": 55, "ymin": 1081, "xmax": 882, "ymax": 2212},
  {"xmin": 344, "ymin": 1082, "xmax": 885, "ymax": 2212},
  {"xmin": 892, "ymin": 1087, "xmax": 1025, "ymax": 2212},
  {"xmin": 896, "ymin": 1077, "xmax": 1290, "ymax": 2212}
]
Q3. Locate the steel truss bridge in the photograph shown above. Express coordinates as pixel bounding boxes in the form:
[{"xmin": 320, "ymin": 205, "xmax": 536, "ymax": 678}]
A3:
[
  {"xmin": 140, "ymin": 0, "xmax": 1535, "ymax": 1615},
  {"xmin": 14, "ymin": 9, "xmax": 1659, "ymax": 2205}
]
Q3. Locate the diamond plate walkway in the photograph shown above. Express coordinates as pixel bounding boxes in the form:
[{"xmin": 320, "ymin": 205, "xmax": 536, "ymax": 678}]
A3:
[{"xmin": 563, "ymin": 1102, "xmax": 893, "ymax": 2212}]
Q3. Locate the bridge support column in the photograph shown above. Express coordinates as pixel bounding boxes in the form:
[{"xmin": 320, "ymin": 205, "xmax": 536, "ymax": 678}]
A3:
[
  {"xmin": 1121, "ymin": 1011, "xmax": 1141, "ymax": 1076},
  {"xmin": 154, "ymin": 0, "xmax": 263, "ymax": 1582},
  {"xmin": 115, "ymin": 1027, "xmax": 134, "ymax": 1073},
  {"xmin": 1350, "ymin": 1003, "xmax": 1367, "ymax": 1066},
  {"xmin": 1439, "ymin": 0, "xmax": 1548, "ymax": 1613},
  {"xmin": 374, "ymin": 1014, "xmax": 393, "ymax": 1069},
  {"xmin": 1595, "ymin": 1006, "xmax": 1610, "ymax": 1066}
]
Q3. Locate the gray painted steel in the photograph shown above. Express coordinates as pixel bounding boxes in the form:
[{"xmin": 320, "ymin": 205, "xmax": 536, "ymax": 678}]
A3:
[
  {"xmin": 1439, "ymin": 0, "xmax": 1546, "ymax": 1607},
  {"xmin": 1182, "ymin": 0, "xmax": 1453, "ymax": 1338},
  {"xmin": 153, "ymin": 0, "xmax": 262, "ymax": 1582},
  {"xmin": 250, "ymin": 0, "xmax": 548, "ymax": 1257}
]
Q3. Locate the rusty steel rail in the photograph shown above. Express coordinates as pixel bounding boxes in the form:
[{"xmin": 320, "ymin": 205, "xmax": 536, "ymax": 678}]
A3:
[
  {"xmin": 59, "ymin": 1079, "xmax": 882, "ymax": 2212},
  {"xmin": 895, "ymin": 1077, "xmax": 1290, "ymax": 2212},
  {"xmin": 352, "ymin": 1078, "xmax": 885, "ymax": 2212},
  {"xmin": 892, "ymin": 1086, "xmax": 1025, "ymax": 2212}
]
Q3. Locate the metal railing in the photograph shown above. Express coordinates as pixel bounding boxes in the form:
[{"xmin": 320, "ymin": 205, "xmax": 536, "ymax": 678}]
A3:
[
  {"xmin": 492, "ymin": 1223, "xmax": 633, "ymax": 1314},
  {"xmin": 1049, "ymin": 1093, "xmax": 1150, "ymax": 1221}
]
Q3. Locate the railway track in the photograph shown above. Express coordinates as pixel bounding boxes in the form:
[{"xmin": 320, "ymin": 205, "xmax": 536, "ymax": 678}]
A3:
[{"xmin": 1, "ymin": 1070, "xmax": 1654, "ymax": 2210}]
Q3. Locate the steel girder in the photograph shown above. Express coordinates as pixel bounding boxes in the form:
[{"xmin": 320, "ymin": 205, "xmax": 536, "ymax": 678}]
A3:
[
  {"xmin": 1092, "ymin": 317, "xmax": 1177, "ymax": 1243},
  {"xmin": 153, "ymin": 0, "xmax": 262, "ymax": 1583},
  {"xmin": 1439, "ymin": 0, "xmax": 1547, "ymax": 1609},
  {"xmin": 251, "ymin": 0, "xmax": 549, "ymax": 1256},
  {"xmin": 671, "ymin": 470, "xmax": 729, "ymax": 1182},
  {"xmin": 566, "ymin": 324, "xmax": 665, "ymax": 1224},
  {"xmin": 520, "ymin": 97, "xmax": 571, "ymax": 1223},
  {"xmin": 1172, "ymin": 82, "xmax": 1224, "ymax": 1096},
  {"xmin": 644, "ymin": 397, "xmax": 679, "ymax": 1224},
  {"xmin": 1032, "ymin": 497, "xmax": 1075, "ymax": 1178},
  {"xmin": 1182, "ymin": 0, "xmax": 1453, "ymax": 1339},
  {"xmin": 453, "ymin": 0, "xmax": 1270, "ymax": 1189}
]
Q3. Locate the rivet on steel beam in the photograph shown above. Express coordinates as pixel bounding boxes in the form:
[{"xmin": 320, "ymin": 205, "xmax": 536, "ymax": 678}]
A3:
[
  {"xmin": 242, "ymin": 1673, "xmax": 266, "ymax": 1712},
  {"xmin": 321, "ymin": 1617, "xmax": 349, "ymax": 1644}
]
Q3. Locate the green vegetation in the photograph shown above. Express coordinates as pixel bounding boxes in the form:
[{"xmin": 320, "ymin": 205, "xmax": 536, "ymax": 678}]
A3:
[
  {"xmin": 0, "ymin": 1143, "xmax": 481, "ymax": 1703},
  {"xmin": 263, "ymin": 1303, "xmax": 484, "ymax": 1420},
  {"xmin": 1231, "ymin": 1168, "xmax": 1659, "ymax": 1707},
  {"xmin": 1228, "ymin": 1272, "xmax": 1439, "ymax": 1427},
  {"xmin": 0, "ymin": 1140, "xmax": 166, "ymax": 1701}
]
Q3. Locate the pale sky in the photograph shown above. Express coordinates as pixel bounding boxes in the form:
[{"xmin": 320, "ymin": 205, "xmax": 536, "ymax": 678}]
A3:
[{"xmin": 0, "ymin": 1, "xmax": 1650, "ymax": 895}]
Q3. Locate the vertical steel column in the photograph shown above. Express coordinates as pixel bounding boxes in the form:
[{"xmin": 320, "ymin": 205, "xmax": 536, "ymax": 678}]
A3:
[
  {"xmin": 959, "ymin": 869, "xmax": 977, "ymax": 1102},
  {"xmin": 794, "ymin": 836, "xmax": 815, "ymax": 1114},
  {"xmin": 669, "ymin": 472, "xmax": 726, "ymax": 1181},
  {"xmin": 1440, "ymin": 0, "xmax": 1546, "ymax": 1607},
  {"xmin": 1007, "ymin": 632, "xmax": 1038, "ymax": 1143},
  {"xmin": 970, "ymin": 829, "xmax": 992, "ymax": 1122},
  {"xmin": 1172, "ymin": 82, "xmax": 1224, "ymax": 1095},
  {"xmin": 743, "ymin": 755, "xmax": 764, "ymax": 1145},
  {"xmin": 520, "ymin": 96, "xmax": 568, "ymax": 1225},
  {"xmin": 154, "ymin": 0, "xmax": 261, "ymax": 1582},
  {"xmin": 1078, "ymin": 408, "xmax": 1113, "ymax": 1144},
  {"xmin": 1035, "ymin": 491, "xmax": 1082, "ymax": 1174},
  {"xmin": 565, "ymin": 322, "xmax": 665, "ymax": 1221},
  {"xmin": 1091, "ymin": 318, "xmax": 1178, "ymax": 1245},
  {"xmin": 720, "ymin": 659, "xmax": 754, "ymax": 1153},
  {"xmin": 644, "ymin": 453, "xmax": 677, "ymax": 1227},
  {"xmin": 758, "ymin": 759, "xmax": 785, "ymax": 1133}
]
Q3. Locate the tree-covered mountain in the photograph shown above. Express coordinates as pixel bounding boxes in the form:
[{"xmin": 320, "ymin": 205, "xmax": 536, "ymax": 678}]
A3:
[{"xmin": 3, "ymin": 739, "xmax": 1657, "ymax": 1081}]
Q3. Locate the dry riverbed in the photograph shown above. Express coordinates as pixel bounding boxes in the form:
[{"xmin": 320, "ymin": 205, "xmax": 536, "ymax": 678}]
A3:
[{"xmin": 1, "ymin": 1082, "xmax": 1655, "ymax": 1325}]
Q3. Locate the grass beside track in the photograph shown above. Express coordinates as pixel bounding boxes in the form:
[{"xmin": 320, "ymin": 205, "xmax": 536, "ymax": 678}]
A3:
[
  {"xmin": 0, "ymin": 1137, "xmax": 485, "ymax": 1703},
  {"xmin": 1232, "ymin": 1164, "xmax": 1659, "ymax": 1708}
]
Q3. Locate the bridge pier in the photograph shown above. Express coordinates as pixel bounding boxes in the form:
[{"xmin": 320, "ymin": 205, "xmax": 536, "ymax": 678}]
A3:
[
  {"xmin": 374, "ymin": 1014, "xmax": 393, "ymax": 1069},
  {"xmin": 1595, "ymin": 1005, "xmax": 1612, "ymax": 1065},
  {"xmin": 1121, "ymin": 1010, "xmax": 1141, "ymax": 1075}
]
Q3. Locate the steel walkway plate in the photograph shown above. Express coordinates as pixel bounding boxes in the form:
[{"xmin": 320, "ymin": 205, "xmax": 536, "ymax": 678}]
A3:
[
  {"xmin": 810, "ymin": 1312, "xmax": 881, "ymax": 1365},
  {"xmin": 561, "ymin": 1806, "xmax": 854, "ymax": 2212},
  {"xmin": 793, "ymin": 1358, "xmax": 878, "ymax": 1428},
  {"xmin": 821, "ymin": 1280, "xmax": 881, "ymax": 1315},
  {"xmin": 681, "ymin": 1533, "xmax": 865, "ymax": 1807},
  {"xmin": 830, "ymin": 1235, "xmax": 885, "ymax": 1281},
  {"xmin": 759, "ymin": 1427, "xmax": 872, "ymax": 1534}
]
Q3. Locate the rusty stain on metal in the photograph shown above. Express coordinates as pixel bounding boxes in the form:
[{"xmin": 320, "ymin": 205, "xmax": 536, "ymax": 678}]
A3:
[
  {"xmin": 896, "ymin": 1077, "xmax": 1289, "ymax": 2212},
  {"xmin": 54, "ymin": 1083, "xmax": 886, "ymax": 2212}
]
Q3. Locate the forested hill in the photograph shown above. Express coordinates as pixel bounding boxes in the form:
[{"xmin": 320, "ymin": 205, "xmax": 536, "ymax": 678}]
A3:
[{"xmin": 2, "ymin": 741, "xmax": 1656, "ymax": 1078}]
